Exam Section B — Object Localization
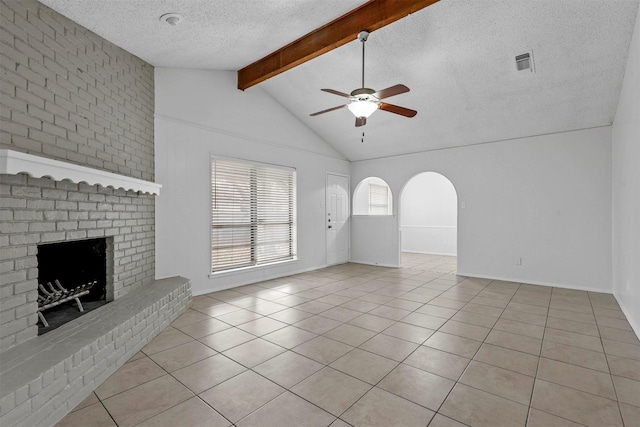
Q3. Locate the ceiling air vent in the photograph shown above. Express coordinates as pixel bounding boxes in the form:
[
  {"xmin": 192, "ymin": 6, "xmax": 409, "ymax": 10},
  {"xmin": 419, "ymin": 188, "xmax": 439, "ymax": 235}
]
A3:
[{"xmin": 515, "ymin": 51, "xmax": 534, "ymax": 73}]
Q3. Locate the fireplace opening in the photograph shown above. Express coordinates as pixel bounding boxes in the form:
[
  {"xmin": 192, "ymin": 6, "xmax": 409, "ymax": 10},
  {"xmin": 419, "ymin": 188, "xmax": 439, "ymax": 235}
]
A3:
[{"xmin": 37, "ymin": 237, "xmax": 110, "ymax": 334}]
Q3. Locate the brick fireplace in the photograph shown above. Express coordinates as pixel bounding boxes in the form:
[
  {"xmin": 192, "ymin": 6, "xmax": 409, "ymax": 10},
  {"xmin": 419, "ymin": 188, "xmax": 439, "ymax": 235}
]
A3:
[
  {"xmin": 0, "ymin": 0, "xmax": 156, "ymax": 352},
  {"xmin": 0, "ymin": 2, "xmax": 191, "ymax": 425},
  {"xmin": 0, "ymin": 160, "xmax": 190, "ymax": 425},
  {"xmin": 1, "ymin": 173, "xmax": 157, "ymax": 348}
]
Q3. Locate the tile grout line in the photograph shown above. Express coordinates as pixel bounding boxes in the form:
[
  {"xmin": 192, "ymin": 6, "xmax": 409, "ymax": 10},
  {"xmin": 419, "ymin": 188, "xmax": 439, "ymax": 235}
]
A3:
[
  {"xmin": 590, "ymin": 291, "xmax": 627, "ymax": 426},
  {"xmin": 72, "ymin": 258, "xmax": 638, "ymax": 427},
  {"xmin": 203, "ymin": 272, "xmax": 622, "ymax": 426},
  {"xmin": 444, "ymin": 280, "xmax": 535, "ymax": 421},
  {"xmin": 331, "ymin": 277, "xmax": 496, "ymax": 425},
  {"xmin": 526, "ymin": 283, "xmax": 551, "ymax": 427},
  {"xmin": 290, "ymin": 266, "xmax": 463, "ymax": 424}
]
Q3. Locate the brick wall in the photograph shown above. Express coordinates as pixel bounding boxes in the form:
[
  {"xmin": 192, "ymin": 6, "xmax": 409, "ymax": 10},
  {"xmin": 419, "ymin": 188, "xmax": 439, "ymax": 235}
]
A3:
[
  {"xmin": 0, "ymin": 174, "xmax": 155, "ymax": 350},
  {"xmin": 0, "ymin": 277, "xmax": 191, "ymax": 427},
  {"xmin": 0, "ymin": 0, "xmax": 154, "ymax": 180},
  {"xmin": 0, "ymin": 0, "xmax": 156, "ymax": 351}
]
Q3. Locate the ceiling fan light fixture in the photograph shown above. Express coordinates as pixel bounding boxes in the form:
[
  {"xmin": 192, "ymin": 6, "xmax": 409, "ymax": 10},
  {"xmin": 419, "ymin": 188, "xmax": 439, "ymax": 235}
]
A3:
[
  {"xmin": 348, "ymin": 100, "xmax": 378, "ymax": 118},
  {"xmin": 310, "ymin": 31, "xmax": 416, "ymax": 125}
]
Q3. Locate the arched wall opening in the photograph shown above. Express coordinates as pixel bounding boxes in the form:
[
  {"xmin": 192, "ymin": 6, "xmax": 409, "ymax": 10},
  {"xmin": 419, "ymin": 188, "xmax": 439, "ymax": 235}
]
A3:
[
  {"xmin": 353, "ymin": 177, "xmax": 393, "ymax": 216},
  {"xmin": 400, "ymin": 172, "xmax": 458, "ymax": 260}
]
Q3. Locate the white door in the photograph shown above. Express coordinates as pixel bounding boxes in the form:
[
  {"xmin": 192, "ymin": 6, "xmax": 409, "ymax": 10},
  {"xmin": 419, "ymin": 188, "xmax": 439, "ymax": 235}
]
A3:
[{"xmin": 326, "ymin": 173, "xmax": 350, "ymax": 265}]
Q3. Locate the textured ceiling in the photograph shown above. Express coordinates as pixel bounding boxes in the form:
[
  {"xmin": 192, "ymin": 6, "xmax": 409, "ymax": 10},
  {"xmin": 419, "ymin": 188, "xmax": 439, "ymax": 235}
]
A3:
[
  {"xmin": 38, "ymin": 0, "xmax": 368, "ymax": 70},
  {"xmin": 40, "ymin": 0, "xmax": 639, "ymax": 161}
]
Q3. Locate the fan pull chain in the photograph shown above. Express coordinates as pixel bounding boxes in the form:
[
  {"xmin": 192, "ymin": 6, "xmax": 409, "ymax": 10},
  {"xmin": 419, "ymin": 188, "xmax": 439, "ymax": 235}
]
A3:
[
  {"xmin": 362, "ymin": 35, "xmax": 365, "ymax": 88},
  {"xmin": 361, "ymin": 132, "xmax": 365, "ymax": 143}
]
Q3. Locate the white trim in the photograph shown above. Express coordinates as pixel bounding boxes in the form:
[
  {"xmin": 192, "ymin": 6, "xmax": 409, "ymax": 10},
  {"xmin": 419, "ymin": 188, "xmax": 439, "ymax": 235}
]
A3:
[
  {"xmin": 0, "ymin": 149, "xmax": 162, "ymax": 195},
  {"xmin": 325, "ymin": 171, "xmax": 351, "ymax": 180},
  {"xmin": 402, "ymin": 250, "xmax": 457, "ymax": 256},
  {"xmin": 208, "ymin": 258, "xmax": 297, "ymax": 278},
  {"xmin": 401, "ymin": 225, "xmax": 457, "ymax": 229},
  {"xmin": 210, "ymin": 153, "xmax": 296, "ymax": 172},
  {"xmin": 352, "ymin": 214, "xmax": 395, "ymax": 217},
  {"xmin": 208, "ymin": 152, "xmax": 298, "ymax": 272},
  {"xmin": 326, "ymin": 172, "xmax": 351, "ymax": 266},
  {"xmin": 349, "ymin": 260, "xmax": 400, "ymax": 268},
  {"xmin": 614, "ymin": 295, "xmax": 640, "ymax": 339},
  {"xmin": 193, "ymin": 264, "xmax": 326, "ymax": 296},
  {"xmin": 455, "ymin": 270, "xmax": 613, "ymax": 294}
]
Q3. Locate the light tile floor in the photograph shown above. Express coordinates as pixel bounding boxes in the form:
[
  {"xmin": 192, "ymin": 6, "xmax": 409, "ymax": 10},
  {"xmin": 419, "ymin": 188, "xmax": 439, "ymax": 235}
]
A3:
[{"xmin": 57, "ymin": 254, "xmax": 640, "ymax": 427}]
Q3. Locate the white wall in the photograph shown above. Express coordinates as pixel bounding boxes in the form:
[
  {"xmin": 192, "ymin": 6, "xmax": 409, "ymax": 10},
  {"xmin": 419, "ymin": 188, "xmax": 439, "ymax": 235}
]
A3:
[
  {"xmin": 401, "ymin": 172, "xmax": 457, "ymax": 256},
  {"xmin": 353, "ymin": 177, "xmax": 392, "ymax": 215},
  {"xmin": 351, "ymin": 127, "xmax": 612, "ymax": 292},
  {"xmin": 612, "ymin": 4, "xmax": 640, "ymax": 334},
  {"xmin": 154, "ymin": 68, "xmax": 350, "ymax": 295},
  {"xmin": 351, "ymin": 216, "xmax": 399, "ymax": 267}
]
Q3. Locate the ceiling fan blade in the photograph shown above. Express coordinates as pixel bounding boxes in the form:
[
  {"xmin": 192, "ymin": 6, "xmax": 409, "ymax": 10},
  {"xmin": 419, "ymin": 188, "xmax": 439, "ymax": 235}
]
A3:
[
  {"xmin": 379, "ymin": 102, "xmax": 417, "ymax": 118},
  {"xmin": 373, "ymin": 84, "xmax": 410, "ymax": 100},
  {"xmin": 310, "ymin": 105, "xmax": 346, "ymax": 116},
  {"xmin": 355, "ymin": 116, "xmax": 366, "ymax": 127},
  {"xmin": 321, "ymin": 88, "xmax": 351, "ymax": 98}
]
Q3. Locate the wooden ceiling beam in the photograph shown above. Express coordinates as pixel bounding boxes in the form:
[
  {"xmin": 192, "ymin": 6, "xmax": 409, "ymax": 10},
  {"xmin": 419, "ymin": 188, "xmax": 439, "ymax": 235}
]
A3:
[{"xmin": 237, "ymin": 0, "xmax": 439, "ymax": 90}]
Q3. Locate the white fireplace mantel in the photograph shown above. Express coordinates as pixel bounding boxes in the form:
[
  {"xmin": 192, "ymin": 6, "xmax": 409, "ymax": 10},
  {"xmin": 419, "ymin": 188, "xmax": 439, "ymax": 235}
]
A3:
[{"xmin": 0, "ymin": 149, "xmax": 162, "ymax": 195}]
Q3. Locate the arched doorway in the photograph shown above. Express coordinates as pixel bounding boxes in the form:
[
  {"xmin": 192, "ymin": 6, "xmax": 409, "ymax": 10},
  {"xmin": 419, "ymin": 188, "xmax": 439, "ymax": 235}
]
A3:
[{"xmin": 399, "ymin": 172, "xmax": 458, "ymax": 272}]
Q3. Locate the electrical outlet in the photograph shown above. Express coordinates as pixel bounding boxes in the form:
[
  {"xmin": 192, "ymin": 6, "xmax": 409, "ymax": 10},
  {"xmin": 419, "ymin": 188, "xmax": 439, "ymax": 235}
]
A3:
[{"xmin": 516, "ymin": 257, "xmax": 522, "ymax": 266}]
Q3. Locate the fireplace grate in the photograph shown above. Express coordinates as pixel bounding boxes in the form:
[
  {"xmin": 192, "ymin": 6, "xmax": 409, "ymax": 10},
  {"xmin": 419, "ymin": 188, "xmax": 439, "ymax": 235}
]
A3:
[{"xmin": 37, "ymin": 280, "xmax": 96, "ymax": 327}]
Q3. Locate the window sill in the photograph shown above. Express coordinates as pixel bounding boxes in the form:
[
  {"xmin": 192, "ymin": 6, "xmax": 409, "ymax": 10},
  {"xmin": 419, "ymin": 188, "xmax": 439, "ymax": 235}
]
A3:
[{"xmin": 208, "ymin": 258, "xmax": 298, "ymax": 278}]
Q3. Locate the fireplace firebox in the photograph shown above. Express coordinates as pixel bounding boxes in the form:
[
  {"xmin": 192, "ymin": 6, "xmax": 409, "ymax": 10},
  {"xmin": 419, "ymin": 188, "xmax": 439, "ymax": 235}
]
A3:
[{"xmin": 36, "ymin": 238, "xmax": 110, "ymax": 334}]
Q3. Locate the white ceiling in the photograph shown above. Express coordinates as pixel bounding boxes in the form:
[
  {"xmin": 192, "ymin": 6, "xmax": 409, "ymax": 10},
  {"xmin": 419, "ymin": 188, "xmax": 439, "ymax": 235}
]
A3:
[{"xmin": 40, "ymin": 0, "xmax": 639, "ymax": 162}]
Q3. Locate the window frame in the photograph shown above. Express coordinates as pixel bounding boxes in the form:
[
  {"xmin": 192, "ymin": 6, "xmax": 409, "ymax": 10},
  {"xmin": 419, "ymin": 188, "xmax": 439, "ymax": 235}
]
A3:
[
  {"xmin": 210, "ymin": 156, "xmax": 297, "ymax": 274},
  {"xmin": 368, "ymin": 182, "xmax": 390, "ymax": 215},
  {"xmin": 352, "ymin": 177, "xmax": 393, "ymax": 216}
]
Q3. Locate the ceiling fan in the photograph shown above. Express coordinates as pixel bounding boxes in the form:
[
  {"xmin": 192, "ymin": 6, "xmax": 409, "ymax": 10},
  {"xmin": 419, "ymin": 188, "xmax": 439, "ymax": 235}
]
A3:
[{"xmin": 310, "ymin": 30, "xmax": 417, "ymax": 127}]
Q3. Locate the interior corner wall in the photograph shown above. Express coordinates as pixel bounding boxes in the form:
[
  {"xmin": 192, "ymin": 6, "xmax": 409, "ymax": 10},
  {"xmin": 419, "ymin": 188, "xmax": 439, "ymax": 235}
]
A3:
[
  {"xmin": 612, "ymin": 4, "xmax": 640, "ymax": 334},
  {"xmin": 154, "ymin": 68, "xmax": 349, "ymax": 296},
  {"xmin": 351, "ymin": 126, "xmax": 612, "ymax": 292}
]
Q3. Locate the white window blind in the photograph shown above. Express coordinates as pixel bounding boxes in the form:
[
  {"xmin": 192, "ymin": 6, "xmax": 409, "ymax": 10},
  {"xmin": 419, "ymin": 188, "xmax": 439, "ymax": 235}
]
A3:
[
  {"xmin": 211, "ymin": 158, "xmax": 296, "ymax": 272},
  {"xmin": 368, "ymin": 183, "xmax": 389, "ymax": 215}
]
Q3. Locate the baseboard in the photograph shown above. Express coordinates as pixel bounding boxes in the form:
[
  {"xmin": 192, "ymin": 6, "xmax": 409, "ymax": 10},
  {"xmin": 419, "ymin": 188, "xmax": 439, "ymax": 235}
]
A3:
[
  {"xmin": 614, "ymin": 294, "xmax": 640, "ymax": 339},
  {"xmin": 455, "ymin": 270, "xmax": 613, "ymax": 294},
  {"xmin": 349, "ymin": 260, "xmax": 400, "ymax": 268},
  {"xmin": 402, "ymin": 250, "xmax": 457, "ymax": 257},
  {"xmin": 192, "ymin": 264, "xmax": 328, "ymax": 296}
]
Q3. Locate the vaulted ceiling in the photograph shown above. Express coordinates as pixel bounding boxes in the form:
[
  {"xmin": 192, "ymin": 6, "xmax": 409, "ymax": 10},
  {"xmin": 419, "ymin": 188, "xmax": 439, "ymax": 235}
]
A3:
[{"xmin": 40, "ymin": 0, "xmax": 639, "ymax": 161}]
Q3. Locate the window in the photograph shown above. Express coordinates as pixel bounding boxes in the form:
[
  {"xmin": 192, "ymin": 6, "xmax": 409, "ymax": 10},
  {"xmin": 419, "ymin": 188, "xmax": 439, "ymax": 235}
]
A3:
[
  {"xmin": 353, "ymin": 177, "xmax": 393, "ymax": 215},
  {"xmin": 369, "ymin": 183, "xmax": 389, "ymax": 215},
  {"xmin": 211, "ymin": 158, "xmax": 296, "ymax": 273}
]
